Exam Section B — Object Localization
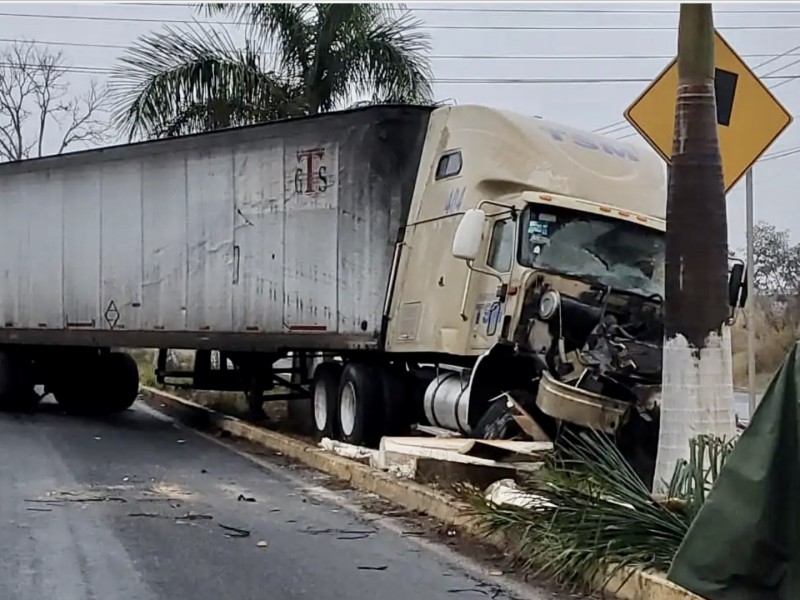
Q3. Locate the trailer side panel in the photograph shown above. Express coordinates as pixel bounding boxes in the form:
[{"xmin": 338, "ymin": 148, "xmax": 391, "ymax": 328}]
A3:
[{"xmin": 0, "ymin": 106, "xmax": 432, "ymax": 351}]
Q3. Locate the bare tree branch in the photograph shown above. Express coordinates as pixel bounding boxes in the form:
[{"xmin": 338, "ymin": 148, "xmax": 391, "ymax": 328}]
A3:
[{"xmin": 0, "ymin": 40, "xmax": 110, "ymax": 162}]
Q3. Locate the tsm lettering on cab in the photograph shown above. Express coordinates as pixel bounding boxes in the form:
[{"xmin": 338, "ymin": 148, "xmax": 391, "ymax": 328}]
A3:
[{"xmin": 540, "ymin": 125, "xmax": 640, "ymax": 162}]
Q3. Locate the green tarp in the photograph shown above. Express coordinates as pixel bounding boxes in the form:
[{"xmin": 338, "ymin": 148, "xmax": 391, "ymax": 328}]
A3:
[{"xmin": 667, "ymin": 342, "xmax": 800, "ymax": 600}]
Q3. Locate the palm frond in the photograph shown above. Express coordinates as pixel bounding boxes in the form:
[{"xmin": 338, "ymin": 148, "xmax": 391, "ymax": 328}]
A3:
[
  {"xmin": 202, "ymin": 3, "xmax": 315, "ymax": 80},
  {"xmin": 335, "ymin": 5, "xmax": 433, "ymax": 106},
  {"xmin": 108, "ymin": 22, "xmax": 301, "ymax": 140},
  {"xmin": 463, "ymin": 430, "xmax": 732, "ymax": 593}
]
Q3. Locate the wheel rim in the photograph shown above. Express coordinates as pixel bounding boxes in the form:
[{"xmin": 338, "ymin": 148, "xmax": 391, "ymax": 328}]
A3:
[
  {"xmin": 340, "ymin": 381, "xmax": 357, "ymax": 437},
  {"xmin": 313, "ymin": 383, "xmax": 328, "ymax": 432}
]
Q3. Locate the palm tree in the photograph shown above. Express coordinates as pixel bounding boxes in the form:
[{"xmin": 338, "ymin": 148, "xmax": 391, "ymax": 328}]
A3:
[
  {"xmin": 653, "ymin": 3, "xmax": 736, "ymax": 494},
  {"xmin": 109, "ymin": 3, "xmax": 433, "ymax": 140}
]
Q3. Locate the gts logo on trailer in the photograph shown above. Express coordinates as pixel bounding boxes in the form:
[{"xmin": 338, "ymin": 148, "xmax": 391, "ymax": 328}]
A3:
[{"xmin": 539, "ymin": 125, "xmax": 640, "ymax": 163}]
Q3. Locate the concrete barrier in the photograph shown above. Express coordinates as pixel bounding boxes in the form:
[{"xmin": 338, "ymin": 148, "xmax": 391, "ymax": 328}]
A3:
[{"xmin": 139, "ymin": 386, "xmax": 704, "ymax": 600}]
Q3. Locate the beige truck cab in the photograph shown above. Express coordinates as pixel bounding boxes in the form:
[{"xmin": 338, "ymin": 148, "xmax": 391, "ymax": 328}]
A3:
[
  {"xmin": 386, "ymin": 105, "xmax": 666, "ymax": 357},
  {"xmin": 385, "ymin": 105, "xmax": 669, "ymax": 482}
]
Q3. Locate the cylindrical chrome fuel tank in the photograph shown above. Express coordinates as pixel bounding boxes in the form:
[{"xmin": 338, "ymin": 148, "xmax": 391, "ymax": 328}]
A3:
[{"xmin": 423, "ymin": 371, "xmax": 472, "ymax": 435}]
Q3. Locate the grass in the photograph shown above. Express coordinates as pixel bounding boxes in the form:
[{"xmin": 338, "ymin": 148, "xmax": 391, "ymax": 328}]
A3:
[{"xmin": 731, "ymin": 296, "xmax": 799, "ymax": 390}]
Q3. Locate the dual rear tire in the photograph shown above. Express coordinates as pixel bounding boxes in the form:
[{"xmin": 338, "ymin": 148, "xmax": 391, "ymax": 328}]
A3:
[{"xmin": 310, "ymin": 361, "xmax": 408, "ymax": 447}]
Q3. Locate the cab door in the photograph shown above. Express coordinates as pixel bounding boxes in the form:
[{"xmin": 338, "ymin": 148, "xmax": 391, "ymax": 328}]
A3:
[{"xmin": 468, "ymin": 214, "xmax": 516, "ymax": 350}]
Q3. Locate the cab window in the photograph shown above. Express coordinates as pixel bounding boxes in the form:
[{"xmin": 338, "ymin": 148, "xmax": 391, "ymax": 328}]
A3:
[
  {"xmin": 435, "ymin": 150, "xmax": 462, "ymax": 180},
  {"xmin": 486, "ymin": 218, "xmax": 514, "ymax": 273}
]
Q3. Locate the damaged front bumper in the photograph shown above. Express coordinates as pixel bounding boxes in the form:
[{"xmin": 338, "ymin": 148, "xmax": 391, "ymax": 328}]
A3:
[{"xmin": 535, "ymin": 370, "xmax": 630, "ymax": 434}]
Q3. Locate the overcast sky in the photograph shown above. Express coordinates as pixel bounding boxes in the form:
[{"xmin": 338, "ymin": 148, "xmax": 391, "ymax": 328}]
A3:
[{"xmin": 2, "ymin": 1, "xmax": 798, "ymax": 251}]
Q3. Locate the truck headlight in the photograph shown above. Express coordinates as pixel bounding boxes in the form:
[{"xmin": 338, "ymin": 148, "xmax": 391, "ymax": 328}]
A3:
[{"xmin": 539, "ymin": 290, "xmax": 561, "ymax": 321}]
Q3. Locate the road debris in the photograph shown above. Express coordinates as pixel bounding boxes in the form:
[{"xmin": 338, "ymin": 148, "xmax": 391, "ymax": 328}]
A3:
[
  {"xmin": 301, "ymin": 527, "xmax": 375, "ymax": 536},
  {"xmin": 319, "ymin": 438, "xmax": 376, "ymax": 463},
  {"xmin": 484, "ymin": 478, "xmax": 547, "ymax": 510},
  {"xmin": 219, "ymin": 523, "xmax": 250, "ymax": 538},
  {"xmin": 25, "ymin": 495, "xmax": 127, "ymax": 504},
  {"xmin": 256, "ymin": 540, "xmax": 268, "ymax": 548},
  {"xmin": 176, "ymin": 512, "xmax": 213, "ymax": 521},
  {"xmin": 337, "ymin": 533, "xmax": 370, "ymax": 540},
  {"xmin": 237, "ymin": 494, "xmax": 256, "ymax": 502},
  {"xmin": 357, "ymin": 565, "xmax": 387, "ymax": 571}
]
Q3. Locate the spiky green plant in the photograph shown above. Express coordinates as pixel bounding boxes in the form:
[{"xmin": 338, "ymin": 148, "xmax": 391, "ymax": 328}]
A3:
[{"xmin": 463, "ymin": 430, "xmax": 734, "ymax": 593}]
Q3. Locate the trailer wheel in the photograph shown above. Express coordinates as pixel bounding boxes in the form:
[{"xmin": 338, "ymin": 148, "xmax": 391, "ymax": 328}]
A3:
[
  {"xmin": 338, "ymin": 363, "xmax": 384, "ymax": 447},
  {"xmin": 0, "ymin": 352, "xmax": 39, "ymax": 411},
  {"xmin": 54, "ymin": 351, "xmax": 139, "ymax": 415},
  {"xmin": 100, "ymin": 352, "xmax": 140, "ymax": 413},
  {"xmin": 311, "ymin": 362, "xmax": 342, "ymax": 441}
]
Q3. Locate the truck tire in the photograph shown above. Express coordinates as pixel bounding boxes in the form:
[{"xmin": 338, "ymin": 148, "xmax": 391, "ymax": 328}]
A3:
[
  {"xmin": 101, "ymin": 352, "xmax": 140, "ymax": 413},
  {"xmin": 471, "ymin": 389, "xmax": 555, "ymax": 440},
  {"xmin": 311, "ymin": 362, "xmax": 342, "ymax": 441},
  {"xmin": 379, "ymin": 365, "xmax": 410, "ymax": 437},
  {"xmin": 338, "ymin": 363, "xmax": 384, "ymax": 447},
  {"xmin": 0, "ymin": 352, "xmax": 39, "ymax": 412}
]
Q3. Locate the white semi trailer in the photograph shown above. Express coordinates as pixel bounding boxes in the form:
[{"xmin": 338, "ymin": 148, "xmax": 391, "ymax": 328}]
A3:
[{"xmin": 0, "ymin": 104, "xmax": 745, "ymax": 483}]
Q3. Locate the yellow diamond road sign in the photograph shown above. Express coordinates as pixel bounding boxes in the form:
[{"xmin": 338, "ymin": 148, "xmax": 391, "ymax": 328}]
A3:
[{"xmin": 624, "ymin": 30, "xmax": 793, "ymax": 192}]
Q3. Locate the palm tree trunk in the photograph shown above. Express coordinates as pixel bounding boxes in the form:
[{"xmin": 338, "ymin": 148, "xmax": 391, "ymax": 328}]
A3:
[{"xmin": 652, "ymin": 3, "xmax": 736, "ymax": 494}]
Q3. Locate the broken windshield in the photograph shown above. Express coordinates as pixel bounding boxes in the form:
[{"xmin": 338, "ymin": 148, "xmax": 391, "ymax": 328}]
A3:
[{"xmin": 517, "ymin": 204, "xmax": 664, "ymax": 298}]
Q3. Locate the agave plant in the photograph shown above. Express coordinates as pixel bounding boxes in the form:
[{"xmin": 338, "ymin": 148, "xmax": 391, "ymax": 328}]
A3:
[{"xmin": 463, "ymin": 429, "xmax": 734, "ymax": 593}]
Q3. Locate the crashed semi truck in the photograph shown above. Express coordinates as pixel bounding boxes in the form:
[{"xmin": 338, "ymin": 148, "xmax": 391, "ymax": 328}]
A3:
[{"xmin": 0, "ymin": 104, "xmax": 745, "ymax": 479}]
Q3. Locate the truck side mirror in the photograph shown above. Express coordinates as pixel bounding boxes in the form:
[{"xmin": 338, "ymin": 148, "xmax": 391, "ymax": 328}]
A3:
[
  {"xmin": 452, "ymin": 208, "xmax": 486, "ymax": 261},
  {"xmin": 728, "ymin": 260, "xmax": 748, "ymax": 308}
]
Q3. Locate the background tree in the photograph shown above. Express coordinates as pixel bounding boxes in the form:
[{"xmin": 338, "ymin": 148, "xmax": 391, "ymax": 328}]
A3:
[
  {"xmin": 654, "ymin": 4, "xmax": 736, "ymax": 494},
  {"xmin": 0, "ymin": 40, "xmax": 109, "ymax": 162},
  {"xmin": 750, "ymin": 221, "xmax": 800, "ymax": 295},
  {"xmin": 109, "ymin": 3, "xmax": 433, "ymax": 140}
]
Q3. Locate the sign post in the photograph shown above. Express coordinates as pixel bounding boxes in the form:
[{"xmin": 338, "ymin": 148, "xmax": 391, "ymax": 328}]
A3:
[{"xmin": 746, "ymin": 168, "xmax": 756, "ymax": 417}]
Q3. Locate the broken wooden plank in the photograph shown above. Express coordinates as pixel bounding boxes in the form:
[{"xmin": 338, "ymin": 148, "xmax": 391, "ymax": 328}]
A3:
[
  {"xmin": 413, "ymin": 424, "xmax": 461, "ymax": 438},
  {"xmin": 503, "ymin": 393, "xmax": 552, "ymax": 442}
]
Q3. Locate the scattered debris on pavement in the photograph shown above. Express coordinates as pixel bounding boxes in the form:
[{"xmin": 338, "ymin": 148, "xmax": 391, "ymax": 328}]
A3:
[{"xmin": 219, "ymin": 523, "xmax": 250, "ymax": 538}]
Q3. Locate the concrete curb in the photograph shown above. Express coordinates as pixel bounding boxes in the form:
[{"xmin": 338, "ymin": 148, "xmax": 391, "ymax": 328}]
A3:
[{"xmin": 139, "ymin": 386, "xmax": 703, "ymax": 600}]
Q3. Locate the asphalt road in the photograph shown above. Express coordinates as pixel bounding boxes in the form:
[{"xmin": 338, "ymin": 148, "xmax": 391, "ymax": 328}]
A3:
[{"xmin": 0, "ymin": 401, "xmax": 570, "ymax": 600}]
